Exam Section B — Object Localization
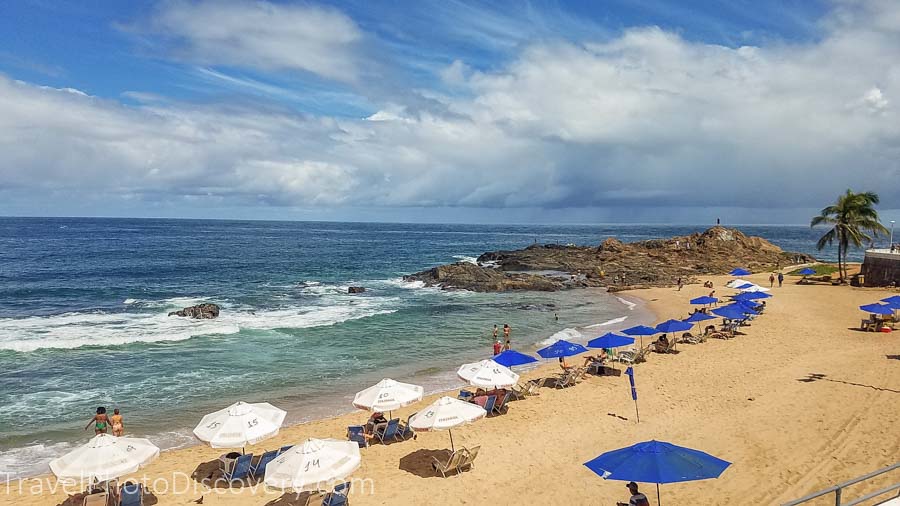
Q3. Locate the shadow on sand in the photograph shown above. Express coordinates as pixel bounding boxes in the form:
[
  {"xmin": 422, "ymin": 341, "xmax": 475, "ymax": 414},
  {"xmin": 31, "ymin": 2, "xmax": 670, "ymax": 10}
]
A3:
[{"xmin": 797, "ymin": 373, "xmax": 900, "ymax": 394}]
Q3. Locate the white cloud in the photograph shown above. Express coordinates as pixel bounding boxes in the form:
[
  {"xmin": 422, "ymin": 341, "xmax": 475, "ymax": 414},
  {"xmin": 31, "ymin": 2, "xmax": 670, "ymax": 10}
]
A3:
[
  {"xmin": 144, "ymin": 0, "xmax": 363, "ymax": 82},
  {"xmin": 2, "ymin": 0, "xmax": 900, "ymax": 217}
]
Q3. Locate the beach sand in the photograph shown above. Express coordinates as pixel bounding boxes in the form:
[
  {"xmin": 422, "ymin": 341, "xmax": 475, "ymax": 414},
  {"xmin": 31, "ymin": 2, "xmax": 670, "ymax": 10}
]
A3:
[{"xmin": 5, "ymin": 274, "xmax": 900, "ymax": 505}]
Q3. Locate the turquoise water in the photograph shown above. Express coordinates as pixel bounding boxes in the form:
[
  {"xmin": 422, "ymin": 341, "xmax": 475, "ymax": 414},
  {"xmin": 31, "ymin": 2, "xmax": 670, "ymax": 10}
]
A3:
[{"xmin": 0, "ymin": 218, "xmax": 831, "ymax": 477}]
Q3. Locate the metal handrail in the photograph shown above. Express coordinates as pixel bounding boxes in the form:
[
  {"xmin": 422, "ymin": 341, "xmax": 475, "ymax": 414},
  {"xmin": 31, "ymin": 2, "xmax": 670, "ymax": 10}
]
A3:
[{"xmin": 782, "ymin": 462, "xmax": 900, "ymax": 506}]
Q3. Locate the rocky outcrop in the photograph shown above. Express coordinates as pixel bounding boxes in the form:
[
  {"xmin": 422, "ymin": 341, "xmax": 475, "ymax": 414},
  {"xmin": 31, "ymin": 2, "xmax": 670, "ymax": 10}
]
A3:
[
  {"xmin": 407, "ymin": 227, "xmax": 815, "ymax": 292},
  {"xmin": 168, "ymin": 303, "xmax": 220, "ymax": 319},
  {"xmin": 348, "ymin": 286, "xmax": 366, "ymax": 294},
  {"xmin": 404, "ymin": 262, "xmax": 564, "ymax": 292}
]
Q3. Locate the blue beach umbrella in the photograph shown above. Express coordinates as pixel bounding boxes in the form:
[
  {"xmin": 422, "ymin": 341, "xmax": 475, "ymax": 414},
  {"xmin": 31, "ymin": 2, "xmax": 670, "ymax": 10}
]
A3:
[
  {"xmin": 536, "ymin": 339, "xmax": 589, "ymax": 359},
  {"xmin": 712, "ymin": 306, "xmax": 747, "ymax": 320},
  {"xmin": 797, "ymin": 267, "xmax": 816, "ymax": 276},
  {"xmin": 622, "ymin": 325, "xmax": 658, "ymax": 348},
  {"xmin": 492, "ymin": 349, "xmax": 539, "ymax": 368},
  {"xmin": 583, "ymin": 440, "xmax": 731, "ymax": 505},
  {"xmin": 881, "ymin": 295, "xmax": 900, "ymax": 309},
  {"xmin": 655, "ymin": 319, "xmax": 693, "ymax": 334},
  {"xmin": 860, "ymin": 303, "xmax": 894, "ymax": 315},
  {"xmin": 733, "ymin": 292, "xmax": 770, "ymax": 301},
  {"xmin": 726, "ymin": 302, "xmax": 759, "ymax": 316},
  {"xmin": 587, "ymin": 333, "xmax": 635, "ymax": 349},
  {"xmin": 729, "ymin": 268, "xmax": 751, "ymax": 276},
  {"xmin": 683, "ymin": 312, "xmax": 716, "ymax": 324},
  {"xmin": 689, "ymin": 296, "xmax": 718, "ymax": 305}
]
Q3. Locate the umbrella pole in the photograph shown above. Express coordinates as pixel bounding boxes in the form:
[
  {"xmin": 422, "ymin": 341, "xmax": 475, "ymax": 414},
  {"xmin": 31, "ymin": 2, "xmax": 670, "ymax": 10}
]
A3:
[
  {"xmin": 657, "ymin": 483, "xmax": 661, "ymax": 505},
  {"xmin": 449, "ymin": 429, "xmax": 455, "ymax": 452}
]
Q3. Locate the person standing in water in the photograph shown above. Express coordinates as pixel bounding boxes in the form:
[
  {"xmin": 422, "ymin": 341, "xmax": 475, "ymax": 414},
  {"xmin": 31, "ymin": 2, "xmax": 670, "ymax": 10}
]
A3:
[
  {"xmin": 85, "ymin": 407, "xmax": 110, "ymax": 435},
  {"xmin": 503, "ymin": 324, "xmax": 511, "ymax": 351},
  {"xmin": 493, "ymin": 340, "xmax": 502, "ymax": 356},
  {"xmin": 492, "ymin": 324, "xmax": 499, "ymax": 341},
  {"xmin": 110, "ymin": 408, "xmax": 125, "ymax": 436}
]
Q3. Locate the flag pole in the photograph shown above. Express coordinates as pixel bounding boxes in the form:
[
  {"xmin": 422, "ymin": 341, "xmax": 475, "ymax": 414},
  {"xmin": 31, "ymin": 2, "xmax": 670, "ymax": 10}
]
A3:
[{"xmin": 626, "ymin": 366, "xmax": 640, "ymax": 423}]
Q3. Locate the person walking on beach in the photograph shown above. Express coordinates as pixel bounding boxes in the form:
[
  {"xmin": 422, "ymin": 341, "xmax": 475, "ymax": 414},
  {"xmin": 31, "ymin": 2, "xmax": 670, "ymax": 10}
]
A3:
[
  {"xmin": 110, "ymin": 408, "xmax": 124, "ymax": 437},
  {"xmin": 777, "ymin": 272, "xmax": 784, "ymax": 287},
  {"xmin": 85, "ymin": 407, "xmax": 110, "ymax": 435},
  {"xmin": 618, "ymin": 482, "xmax": 650, "ymax": 506},
  {"xmin": 769, "ymin": 273, "xmax": 775, "ymax": 287},
  {"xmin": 676, "ymin": 277, "xmax": 683, "ymax": 291},
  {"xmin": 502, "ymin": 324, "xmax": 511, "ymax": 351}
]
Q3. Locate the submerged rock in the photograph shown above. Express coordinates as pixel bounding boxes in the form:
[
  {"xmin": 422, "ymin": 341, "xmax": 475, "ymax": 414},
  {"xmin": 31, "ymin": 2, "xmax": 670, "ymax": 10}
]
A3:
[
  {"xmin": 348, "ymin": 286, "xmax": 366, "ymax": 294},
  {"xmin": 168, "ymin": 303, "xmax": 220, "ymax": 319}
]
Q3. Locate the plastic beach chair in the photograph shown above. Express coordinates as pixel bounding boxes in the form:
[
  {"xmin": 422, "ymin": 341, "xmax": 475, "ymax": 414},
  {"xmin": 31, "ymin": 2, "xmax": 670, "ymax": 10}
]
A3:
[
  {"xmin": 399, "ymin": 413, "xmax": 416, "ymax": 440},
  {"xmin": 322, "ymin": 481, "xmax": 351, "ymax": 506},
  {"xmin": 250, "ymin": 449, "xmax": 278, "ymax": 479},
  {"xmin": 431, "ymin": 451, "xmax": 464, "ymax": 477},
  {"xmin": 374, "ymin": 418, "xmax": 400, "ymax": 444},
  {"xmin": 118, "ymin": 482, "xmax": 143, "ymax": 506},
  {"xmin": 223, "ymin": 453, "xmax": 253, "ymax": 483},
  {"xmin": 347, "ymin": 425, "xmax": 368, "ymax": 448},
  {"xmin": 482, "ymin": 395, "xmax": 497, "ymax": 416},
  {"xmin": 492, "ymin": 392, "xmax": 512, "ymax": 415},
  {"xmin": 83, "ymin": 492, "xmax": 107, "ymax": 506}
]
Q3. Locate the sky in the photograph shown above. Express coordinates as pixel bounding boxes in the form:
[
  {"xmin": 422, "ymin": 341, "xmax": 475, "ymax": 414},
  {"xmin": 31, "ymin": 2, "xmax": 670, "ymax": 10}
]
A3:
[{"xmin": 0, "ymin": 0, "xmax": 898, "ymax": 225}]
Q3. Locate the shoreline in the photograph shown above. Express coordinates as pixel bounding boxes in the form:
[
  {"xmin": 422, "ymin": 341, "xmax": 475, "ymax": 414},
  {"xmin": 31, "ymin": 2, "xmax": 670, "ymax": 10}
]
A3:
[
  {"xmin": 7, "ymin": 274, "xmax": 899, "ymax": 505},
  {"xmin": 1, "ymin": 288, "xmax": 655, "ymax": 482}
]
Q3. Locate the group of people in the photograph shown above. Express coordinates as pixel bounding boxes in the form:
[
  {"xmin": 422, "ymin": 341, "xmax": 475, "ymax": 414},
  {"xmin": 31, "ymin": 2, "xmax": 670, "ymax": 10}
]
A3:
[
  {"xmin": 491, "ymin": 323, "xmax": 512, "ymax": 355},
  {"xmin": 85, "ymin": 406, "xmax": 125, "ymax": 436},
  {"xmin": 466, "ymin": 387, "xmax": 509, "ymax": 408},
  {"xmin": 768, "ymin": 272, "xmax": 785, "ymax": 287}
]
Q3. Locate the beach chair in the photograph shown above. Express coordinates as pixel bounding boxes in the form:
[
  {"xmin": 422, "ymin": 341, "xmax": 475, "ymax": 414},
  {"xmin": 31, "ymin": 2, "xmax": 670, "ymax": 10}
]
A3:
[
  {"xmin": 457, "ymin": 390, "xmax": 474, "ymax": 401},
  {"xmin": 654, "ymin": 339, "xmax": 676, "ymax": 354},
  {"xmin": 322, "ymin": 481, "xmax": 351, "ymax": 506},
  {"xmin": 373, "ymin": 418, "xmax": 401, "ymax": 444},
  {"xmin": 482, "ymin": 395, "xmax": 497, "ymax": 416},
  {"xmin": 615, "ymin": 350, "xmax": 636, "ymax": 365},
  {"xmin": 250, "ymin": 449, "xmax": 278, "ymax": 479},
  {"xmin": 492, "ymin": 392, "xmax": 512, "ymax": 415},
  {"xmin": 83, "ymin": 492, "xmax": 107, "ymax": 506},
  {"xmin": 223, "ymin": 453, "xmax": 253, "ymax": 483},
  {"xmin": 347, "ymin": 425, "xmax": 368, "ymax": 448},
  {"xmin": 511, "ymin": 381, "xmax": 539, "ymax": 399},
  {"xmin": 118, "ymin": 482, "xmax": 143, "ymax": 506},
  {"xmin": 555, "ymin": 370, "xmax": 576, "ymax": 388},
  {"xmin": 399, "ymin": 413, "xmax": 416, "ymax": 440},
  {"xmin": 458, "ymin": 445, "xmax": 481, "ymax": 472},
  {"xmin": 431, "ymin": 450, "xmax": 464, "ymax": 477}
]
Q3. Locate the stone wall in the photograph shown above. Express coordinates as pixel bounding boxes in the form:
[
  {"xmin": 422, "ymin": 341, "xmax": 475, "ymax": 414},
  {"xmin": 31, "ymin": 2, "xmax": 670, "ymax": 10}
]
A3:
[{"xmin": 861, "ymin": 250, "xmax": 900, "ymax": 287}]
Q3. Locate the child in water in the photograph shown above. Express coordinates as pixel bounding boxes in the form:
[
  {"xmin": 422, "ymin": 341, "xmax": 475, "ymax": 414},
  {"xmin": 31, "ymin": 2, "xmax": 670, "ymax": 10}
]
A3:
[{"xmin": 110, "ymin": 408, "xmax": 125, "ymax": 436}]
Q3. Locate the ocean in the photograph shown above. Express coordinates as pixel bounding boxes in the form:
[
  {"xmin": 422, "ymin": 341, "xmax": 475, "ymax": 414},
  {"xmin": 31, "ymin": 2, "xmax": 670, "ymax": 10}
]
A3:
[{"xmin": 0, "ymin": 218, "xmax": 846, "ymax": 478}]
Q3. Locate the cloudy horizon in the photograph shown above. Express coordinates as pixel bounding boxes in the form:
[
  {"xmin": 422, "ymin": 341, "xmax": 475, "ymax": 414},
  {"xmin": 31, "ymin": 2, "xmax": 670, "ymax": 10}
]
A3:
[{"xmin": 0, "ymin": 0, "xmax": 898, "ymax": 224}]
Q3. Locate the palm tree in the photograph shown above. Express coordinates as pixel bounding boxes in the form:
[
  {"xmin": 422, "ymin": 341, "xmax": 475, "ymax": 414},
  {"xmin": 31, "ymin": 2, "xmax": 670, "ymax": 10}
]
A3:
[{"xmin": 811, "ymin": 190, "xmax": 889, "ymax": 282}]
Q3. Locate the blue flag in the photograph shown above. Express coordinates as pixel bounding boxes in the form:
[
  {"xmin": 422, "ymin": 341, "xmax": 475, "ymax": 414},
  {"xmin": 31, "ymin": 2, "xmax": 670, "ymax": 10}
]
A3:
[{"xmin": 625, "ymin": 366, "xmax": 637, "ymax": 401}]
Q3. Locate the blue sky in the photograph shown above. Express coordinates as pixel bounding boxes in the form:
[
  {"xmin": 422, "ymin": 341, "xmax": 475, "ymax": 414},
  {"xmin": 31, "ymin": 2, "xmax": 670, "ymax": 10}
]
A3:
[{"xmin": 0, "ymin": 0, "xmax": 898, "ymax": 224}]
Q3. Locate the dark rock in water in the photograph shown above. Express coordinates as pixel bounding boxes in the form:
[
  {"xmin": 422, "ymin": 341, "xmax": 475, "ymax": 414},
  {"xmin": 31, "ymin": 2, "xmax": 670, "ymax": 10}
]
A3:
[
  {"xmin": 168, "ymin": 303, "xmax": 220, "ymax": 319},
  {"xmin": 348, "ymin": 286, "xmax": 366, "ymax": 294},
  {"xmin": 413, "ymin": 226, "xmax": 816, "ymax": 293}
]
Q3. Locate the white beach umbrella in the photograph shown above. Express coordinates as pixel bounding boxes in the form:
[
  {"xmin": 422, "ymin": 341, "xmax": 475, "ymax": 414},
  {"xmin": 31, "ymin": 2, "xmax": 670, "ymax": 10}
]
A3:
[
  {"xmin": 49, "ymin": 433, "xmax": 159, "ymax": 482},
  {"xmin": 264, "ymin": 438, "xmax": 361, "ymax": 492},
  {"xmin": 193, "ymin": 401, "xmax": 286, "ymax": 450},
  {"xmin": 408, "ymin": 396, "xmax": 486, "ymax": 451},
  {"xmin": 738, "ymin": 284, "xmax": 770, "ymax": 293},
  {"xmin": 352, "ymin": 378, "xmax": 424, "ymax": 413},
  {"xmin": 457, "ymin": 359, "xmax": 519, "ymax": 388}
]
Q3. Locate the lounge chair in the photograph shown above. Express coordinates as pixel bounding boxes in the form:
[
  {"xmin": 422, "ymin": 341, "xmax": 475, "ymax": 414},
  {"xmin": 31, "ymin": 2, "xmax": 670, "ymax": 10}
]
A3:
[
  {"xmin": 431, "ymin": 450, "xmax": 464, "ymax": 478},
  {"xmin": 481, "ymin": 395, "xmax": 497, "ymax": 416},
  {"xmin": 458, "ymin": 445, "xmax": 481, "ymax": 472},
  {"xmin": 555, "ymin": 370, "xmax": 577, "ymax": 388},
  {"xmin": 398, "ymin": 413, "xmax": 416, "ymax": 440},
  {"xmin": 492, "ymin": 392, "xmax": 512, "ymax": 415},
  {"xmin": 83, "ymin": 492, "xmax": 107, "ymax": 506},
  {"xmin": 615, "ymin": 350, "xmax": 636, "ymax": 365},
  {"xmin": 680, "ymin": 332, "xmax": 702, "ymax": 344},
  {"xmin": 347, "ymin": 425, "xmax": 368, "ymax": 447},
  {"xmin": 223, "ymin": 453, "xmax": 253, "ymax": 483},
  {"xmin": 373, "ymin": 418, "xmax": 401, "ymax": 444},
  {"xmin": 250, "ymin": 449, "xmax": 279, "ymax": 479},
  {"xmin": 118, "ymin": 482, "xmax": 143, "ymax": 506},
  {"xmin": 654, "ymin": 339, "xmax": 676, "ymax": 354},
  {"xmin": 322, "ymin": 481, "xmax": 351, "ymax": 506}
]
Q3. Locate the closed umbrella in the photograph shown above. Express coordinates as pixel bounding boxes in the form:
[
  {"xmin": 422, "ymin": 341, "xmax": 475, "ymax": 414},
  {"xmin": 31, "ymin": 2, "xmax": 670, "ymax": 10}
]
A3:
[
  {"xmin": 264, "ymin": 438, "xmax": 360, "ymax": 492},
  {"xmin": 584, "ymin": 440, "xmax": 731, "ymax": 505},
  {"xmin": 457, "ymin": 359, "xmax": 519, "ymax": 388},
  {"xmin": 409, "ymin": 396, "xmax": 486, "ymax": 451},
  {"xmin": 492, "ymin": 349, "xmax": 538, "ymax": 368},
  {"xmin": 352, "ymin": 378, "xmax": 424, "ymax": 417},
  {"xmin": 536, "ymin": 339, "xmax": 589, "ymax": 359},
  {"xmin": 193, "ymin": 401, "xmax": 286, "ymax": 452},
  {"xmin": 50, "ymin": 434, "xmax": 159, "ymax": 483}
]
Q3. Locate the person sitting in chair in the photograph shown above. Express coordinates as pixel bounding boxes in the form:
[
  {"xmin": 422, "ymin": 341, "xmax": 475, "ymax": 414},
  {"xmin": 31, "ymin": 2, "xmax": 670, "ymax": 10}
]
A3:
[
  {"xmin": 617, "ymin": 482, "xmax": 651, "ymax": 506},
  {"xmin": 364, "ymin": 412, "xmax": 388, "ymax": 436}
]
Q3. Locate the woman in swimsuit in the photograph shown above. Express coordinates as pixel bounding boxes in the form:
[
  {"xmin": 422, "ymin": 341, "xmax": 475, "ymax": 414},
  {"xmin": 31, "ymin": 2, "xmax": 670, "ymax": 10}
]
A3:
[
  {"xmin": 85, "ymin": 407, "xmax": 109, "ymax": 435},
  {"xmin": 110, "ymin": 408, "xmax": 124, "ymax": 436}
]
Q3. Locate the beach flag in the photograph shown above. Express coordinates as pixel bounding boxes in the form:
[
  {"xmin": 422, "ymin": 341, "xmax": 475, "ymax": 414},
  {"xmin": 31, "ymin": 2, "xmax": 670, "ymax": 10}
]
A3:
[{"xmin": 625, "ymin": 366, "xmax": 640, "ymax": 423}]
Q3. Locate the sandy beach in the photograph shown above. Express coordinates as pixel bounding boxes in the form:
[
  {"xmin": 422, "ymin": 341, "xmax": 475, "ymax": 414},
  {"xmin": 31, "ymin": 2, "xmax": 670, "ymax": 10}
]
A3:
[{"xmin": 5, "ymin": 273, "xmax": 899, "ymax": 506}]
